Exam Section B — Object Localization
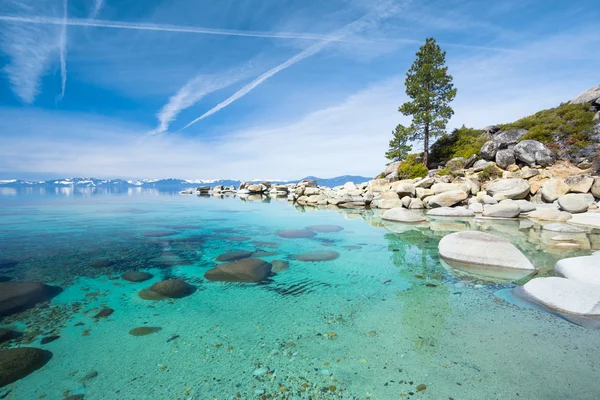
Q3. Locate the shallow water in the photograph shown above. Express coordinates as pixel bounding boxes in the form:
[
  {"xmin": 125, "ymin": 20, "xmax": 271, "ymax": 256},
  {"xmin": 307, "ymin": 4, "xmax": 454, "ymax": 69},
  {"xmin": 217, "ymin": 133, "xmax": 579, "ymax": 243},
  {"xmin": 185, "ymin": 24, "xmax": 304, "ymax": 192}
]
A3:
[{"xmin": 1, "ymin": 193, "xmax": 599, "ymax": 399}]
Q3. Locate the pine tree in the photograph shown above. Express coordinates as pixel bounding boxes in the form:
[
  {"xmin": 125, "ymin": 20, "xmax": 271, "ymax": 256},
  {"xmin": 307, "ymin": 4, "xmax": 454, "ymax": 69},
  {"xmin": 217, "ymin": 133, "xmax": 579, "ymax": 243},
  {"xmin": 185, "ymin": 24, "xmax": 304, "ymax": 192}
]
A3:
[
  {"xmin": 385, "ymin": 124, "xmax": 412, "ymax": 162},
  {"xmin": 394, "ymin": 37, "xmax": 456, "ymax": 167}
]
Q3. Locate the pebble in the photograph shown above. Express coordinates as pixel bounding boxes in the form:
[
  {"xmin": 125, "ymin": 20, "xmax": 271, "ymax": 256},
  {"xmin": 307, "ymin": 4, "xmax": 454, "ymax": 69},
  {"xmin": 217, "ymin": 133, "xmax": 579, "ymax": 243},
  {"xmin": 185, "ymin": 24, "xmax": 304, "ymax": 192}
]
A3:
[{"xmin": 253, "ymin": 367, "xmax": 269, "ymax": 376}]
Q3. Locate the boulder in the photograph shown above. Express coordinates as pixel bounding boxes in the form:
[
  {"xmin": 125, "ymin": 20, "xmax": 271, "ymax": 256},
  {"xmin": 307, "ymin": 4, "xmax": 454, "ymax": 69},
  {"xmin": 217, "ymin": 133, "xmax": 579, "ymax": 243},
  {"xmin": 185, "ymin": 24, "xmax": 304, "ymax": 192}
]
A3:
[
  {"xmin": 514, "ymin": 199, "xmax": 537, "ymax": 213},
  {"xmin": 555, "ymin": 255, "xmax": 600, "ymax": 285},
  {"xmin": 542, "ymin": 223, "xmax": 586, "ymax": 233},
  {"xmin": 271, "ymin": 260, "xmax": 289, "ymax": 273},
  {"xmin": 473, "ymin": 160, "xmax": 494, "ymax": 172},
  {"xmin": 520, "ymin": 166, "xmax": 540, "ymax": 179},
  {"xmin": 446, "ymin": 157, "xmax": 466, "ymax": 171},
  {"xmin": 495, "ymin": 149, "xmax": 515, "ymax": 169},
  {"xmin": 277, "ymin": 229, "xmax": 317, "ymax": 239},
  {"xmin": 414, "ymin": 177, "xmax": 434, "ymax": 188},
  {"xmin": 468, "ymin": 203, "xmax": 483, "ymax": 213},
  {"xmin": 306, "ymin": 225, "xmax": 344, "ymax": 233},
  {"xmin": 428, "ymin": 190, "xmax": 468, "ymax": 208},
  {"xmin": 0, "ymin": 328, "xmax": 21, "ymax": 344},
  {"xmin": 464, "ymin": 154, "xmax": 478, "ymax": 169},
  {"xmin": 493, "ymin": 129, "xmax": 527, "ymax": 149},
  {"xmin": 438, "ymin": 231, "xmax": 534, "ymax": 271},
  {"xmin": 121, "ymin": 271, "xmax": 153, "ymax": 282},
  {"xmin": 482, "ymin": 203, "xmax": 521, "ymax": 218},
  {"xmin": 390, "ymin": 182, "xmax": 416, "ymax": 197},
  {"xmin": 592, "ymin": 178, "xmax": 600, "ymax": 199},
  {"xmin": 367, "ymin": 179, "xmax": 390, "ymax": 193},
  {"xmin": 564, "ymin": 175, "xmax": 594, "ymax": 193},
  {"xmin": 385, "ymin": 162, "xmax": 401, "ymax": 176},
  {"xmin": 431, "ymin": 183, "xmax": 468, "ymax": 194},
  {"xmin": 483, "ymin": 125, "xmax": 501, "ymax": 135},
  {"xmin": 408, "ymin": 198, "xmax": 424, "ymax": 209},
  {"xmin": 415, "ymin": 188, "xmax": 434, "ymax": 199},
  {"xmin": 215, "ymin": 251, "xmax": 253, "ymax": 262},
  {"xmin": 541, "ymin": 178, "xmax": 570, "ymax": 202},
  {"xmin": 557, "ymin": 193, "xmax": 594, "ymax": 213},
  {"xmin": 486, "ymin": 178, "xmax": 530, "ymax": 200},
  {"xmin": 570, "ymin": 86, "xmax": 600, "ymax": 105},
  {"xmin": 480, "ymin": 141, "xmax": 498, "ymax": 161},
  {"xmin": 0, "ymin": 347, "xmax": 52, "ymax": 388},
  {"xmin": 150, "ymin": 279, "xmax": 194, "ymax": 298},
  {"xmin": 295, "ymin": 251, "xmax": 340, "ymax": 262},
  {"xmin": 382, "ymin": 208, "xmax": 427, "ymax": 223},
  {"xmin": 513, "ymin": 140, "xmax": 555, "ymax": 167},
  {"xmin": 521, "ymin": 277, "xmax": 600, "ymax": 316},
  {"xmin": 426, "ymin": 207, "xmax": 474, "ymax": 217},
  {"xmin": 204, "ymin": 258, "xmax": 272, "ymax": 282},
  {"xmin": 527, "ymin": 209, "xmax": 572, "ymax": 222},
  {"xmin": 0, "ymin": 282, "xmax": 62, "ymax": 317}
]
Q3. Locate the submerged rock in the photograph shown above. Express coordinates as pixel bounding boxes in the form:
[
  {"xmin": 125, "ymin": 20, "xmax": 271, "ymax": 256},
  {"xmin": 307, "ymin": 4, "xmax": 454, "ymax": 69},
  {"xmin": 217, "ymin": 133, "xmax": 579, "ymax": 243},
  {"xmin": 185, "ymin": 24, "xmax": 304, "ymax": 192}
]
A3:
[
  {"xmin": 121, "ymin": 271, "xmax": 153, "ymax": 282},
  {"xmin": 129, "ymin": 327, "xmax": 162, "ymax": 336},
  {"xmin": 542, "ymin": 223, "xmax": 586, "ymax": 233},
  {"xmin": 0, "ymin": 328, "xmax": 21, "ymax": 344},
  {"xmin": 271, "ymin": 260, "xmax": 289, "ymax": 273},
  {"xmin": 305, "ymin": 225, "xmax": 344, "ymax": 233},
  {"xmin": 0, "ymin": 282, "xmax": 62, "ymax": 317},
  {"xmin": 93, "ymin": 308, "xmax": 114, "ymax": 318},
  {"xmin": 521, "ymin": 277, "xmax": 600, "ymax": 316},
  {"xmin": 276, "ymin": 229, "xmax": 317, "ymax": 239},
  {"xmin": 295, "ymin": 250, "xmax": 340, "ymax": 262},
  {"xmin": 439, "ymin": 231, "xmax": 534, "ymax": 271},
  {"xmin": 555, "ymin": 255, "xmax": 600, "ymax": 286},
  {"xmin": 382, "ymin": 208, "xmax": 427, "ymax": 223},
  {"xmin": 140, "ymin": 230, "xmax": 179, "ymax": 237},
  {"xmin": 88, "ymin": 258, "xmax": 113, "ymax": 268},
  {"xmin": 150, "ymin": 279, "xmax": 194, "ymax": 298},
  {"xmin": 215, "ymin": 251, "xmax": 253, "ymax": 262},
  {"xmin": 40, "ymin": 335, "xmax": 60, "ymax": 345},
  {"xmin": 0, "ymin": 347, "xmax": 52, "ymax": 388},
  {"xmin": 204, "ymin": 258, "xmax": 272, "ymax": 282}
]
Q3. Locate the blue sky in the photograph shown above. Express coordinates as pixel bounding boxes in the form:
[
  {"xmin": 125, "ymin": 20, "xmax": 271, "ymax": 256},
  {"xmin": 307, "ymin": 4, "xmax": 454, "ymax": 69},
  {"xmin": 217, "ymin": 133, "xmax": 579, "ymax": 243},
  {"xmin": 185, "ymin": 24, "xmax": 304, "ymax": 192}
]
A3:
[{"xmin": 0, "ymin": 0, "xmax": 598, "ymax": 180}]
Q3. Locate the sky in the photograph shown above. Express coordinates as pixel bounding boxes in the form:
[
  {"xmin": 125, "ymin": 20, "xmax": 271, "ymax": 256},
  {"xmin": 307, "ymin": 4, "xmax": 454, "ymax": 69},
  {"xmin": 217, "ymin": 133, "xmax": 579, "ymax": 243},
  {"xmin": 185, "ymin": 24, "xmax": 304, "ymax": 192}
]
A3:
[{"xmin": 0, "ymin": 0, "xmax": 598, "ymax": 181}]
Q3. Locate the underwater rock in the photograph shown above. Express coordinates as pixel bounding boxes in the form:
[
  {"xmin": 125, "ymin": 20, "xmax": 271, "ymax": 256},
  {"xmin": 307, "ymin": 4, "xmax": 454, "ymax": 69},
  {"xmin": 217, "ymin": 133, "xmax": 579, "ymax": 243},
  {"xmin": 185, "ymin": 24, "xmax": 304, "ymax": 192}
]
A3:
[
  {"xmin": 382, "ymin": 208, "xmax": 427, "ymax": 223},
  {"xmin": 251, "ymin": 250, "xmax": 278, "ymax": 257},
  {"xmin": 129, "ymin": 327, "xmax": 162, "ymax": 336},
  {"xmin": 0, "ymin": 328, "xmax": 21, "ymax": 344},
  {"xmin": 521, "ymin": 277, "xmax": 600, "ymax": 316},
  {"xmin": 226, "ymin": 236, "xmax": 251, "ymax": 242},
  {"xmin": 150, "ymin": 279, "xmax": 194, "ymax": 298},
  {"xmin": 0, "ymin": 260, "xmax": 19, "ymax": 270},
  {"xmin": 295, "ymin": 250, "xmax": 340, "ymax": 262},
  {"xmin": 439, "ymin": 231, "xmax": 534, "ymax": 271},
  {"xmin": 251, "ymin": 241, "xmax": 279, "ymax": 248},
  {"xmin": 88, "ymin": 258, "xmax": 113, "ymax": 268},
  {"xmin": 0, "ymin": 282, "xmax": 62, "ymax": 317},
  {"xmin": 204, "ymin": 258, "xmax": 272, "ymax": 282},
  {"xmin": 215, "ymin": 251, "xmax": 253, "ymax": 262},
  {"xmin": 93, "ymin": 308, "xmax": 114, "ymax": 318},
  {"xmin": 121, "ymin": 271, "xmax": 154, "ymax": 282},
  {"xmin": 276, "ymin": 229, "xmax": 317, "ymax": 239},
  {"xmin": 0, "ymin": 347, "xmax": 52, "ymax": 388},
  {"xmin": 271, "ymin": 260, "xmax": 289, "ymax": 273},
  {"xmin": 555, "ymin": 255, "xmax": 600, "ymax": 285},
  {"xmin": 305, "ymin": 225, "xmax": 344, "ymax": 233},
  {"xmin": 138, "ymin": 288, "xmax": 167, "ymax": 301},
  {"xmin": 140, "ymin": 230, "xmax": 179, "ymax": 237},
  {"xmin": 40, "ymin": 335, "xmax": 60, "ymax": 345}
]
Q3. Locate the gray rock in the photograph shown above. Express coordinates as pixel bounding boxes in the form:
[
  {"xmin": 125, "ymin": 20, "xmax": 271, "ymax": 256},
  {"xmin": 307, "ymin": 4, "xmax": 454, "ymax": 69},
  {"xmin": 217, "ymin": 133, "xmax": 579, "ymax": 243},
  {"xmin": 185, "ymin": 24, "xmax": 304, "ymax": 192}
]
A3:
[
  {"xmin": 513, "ymin": 140, "xmax": 555, "ymax": 167},
  {"xmin": 486, "ymin": 178, "xmax": 530, "ymax": 200},
  {"xmin": 543, "ymin": 223, "xmax": 586, "ymax": 233},
  {"xmin": 495, "ymin": 149, "xmax": 515, "ymax": 169},
  {"xmin": 401, "ymin": 196, "xmax": 412, "ymax": 208},
  {"xmin": 514, "ymin": 199, "xmax": 537, "ymax": 213},
  {"xmin": 483, "ymin": 125, "xmax": 500, "ymax": 135},
  {"xmin": 446, "ymin": 157, "xmax": 466, "ymax": 171},
  {"xmin": 473, "ymin": 160, "xmax": 494, "ymax": 172},
  {"xmin": 480, "ymin": 141, "xmax": 498, "ymax": 161},
  {"xmin": 428, "ymin": 190, "xmax": 468, "ymax": 208},
  {"xmin": 541, "ymin": 178, "xmax": 570, "ymax": 202},
  {"xmin": 570, "ymin": 86, "xmax": 600, "ymax": 105},
  {"xmin": 527, "ymin": 209, "xmax": 573, "ymax": 222},
  {"xmin": 468, "ymin": 203, "xmax": 484, "ymax": 213},
  {"xmin": 382, "ymin": 208, "xmax": 427, "ymax": 223},
  {"xmin": 483, "ymin": 203, "xmax": 521, "ymax": 218},
  {"xmin": 385, "ymin": 161, "xmax": 401, "ymax": 176},
  {"xmin": 431, "ymin": 183, "xmax": 469, "ymax": 194},
  {"xmin": 408, "ymin": 198, "xmax": 424, "ymax": 209},
  {"xmin": 564, "ymin": 175, "xmax": 594, "ymax": 193},
  {"xmin": 557, "ymin": 193, "xmax": 594, "ymax": 213},
  {"xmin": 414, "ymin": 177, "xmax": 435, "ymax": 188},
  {"xmin": 464, "ymin": 154, "xmax": 478, "ymax": 169},
  {"xmin": 391, "ymin": 181, "xmax": 416, "ymax": 198},
  {"xmin": 493, "ymin": 129, "xmax": 527, "ymax": 149},
  {"xmin": 427, "ymin": 207, "xmax": 474, "ymax": 217},
  {"xmin": 592, "ymin": 178, "xmax": 600, "ymax": 199},
  {"xmin": 520, "ymin": 166, "xmax": 540, "ymax": 179},
  {"xmin": 0, "ymin": 282, "xmax": 62, "ymax": 317}
]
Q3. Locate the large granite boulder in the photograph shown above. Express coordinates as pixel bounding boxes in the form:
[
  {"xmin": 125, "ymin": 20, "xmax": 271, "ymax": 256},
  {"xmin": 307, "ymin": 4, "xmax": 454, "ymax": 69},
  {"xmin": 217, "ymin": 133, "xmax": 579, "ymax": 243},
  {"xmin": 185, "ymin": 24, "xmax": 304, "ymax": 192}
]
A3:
[
  {"xmin": 482, "ymin": 203, "xmax": 521, "ymax": 218},
  {"xmin": 367, "ymin": 179, "xmax": 390, "ymax": 193},
  {"xmin": 521, "ymin": 277, "xmax": 600, "ymax": 316},
  {"xmin": 570, "ymin": 86, "xmax": 600, "ymax": 105},
  {"xmin": 390, "ymin": 181, "xmax": 416, "ymax": 197},
  {"xmin": 438, "ymin": 231, "xmax": 534, "ymax": 271},
  {"xmin": 555, "ymin": 255, "xmax": 600, "ymax": 286},
  {"xmin": 150, "ymin": 279, "xmax": 194, "ymax": 298},
  {"xmin": 495, "ymin": 149, "xmax": 515, "ymax": 169},
  {"xmin": 564, "ymin": 175, "xmax": 594, "ymax": 193},
  {"xmin": 513, "ymin": 140, "xmax": 555, "ymax": 167},
  {"xmin": 0, "ymin": 282, "xmax": 62, "ymax": 317},
  {"xmin": 0, "ymin": 347, "xmax": 52, "ymax": 388},
  {"xmin": 204, "ymin": 258, "xmax": 272, "ymax": 282},
  {"xmin": 486, "ymin": 178, "xmax": 530, "ymax": 200},
  {"xmin": 527, "ymin": 209, "xmax": 572, "ymax": 222},
  {"xmin": 431, "ymin": 183, "xmax": 469, "ymax": 194},
  {"xmin": 428, "ymin": 190, "xmax": 468, "ymax": 208},
  {"xmin": 592, "ymin": 178, "xmax": 600, "ymax": 199},
  {"xmin": 541, "ymin": 178, "xmax": 570, "ymax": 202},
  {"xmin": 557, "ymin": 193, "xmax": 594, "ymax": 213},
  {"xmin": 382, "ymin": 208, "xmax": 426, "ymax": 223},
  {"xmin": 446, "ymin": 157, "xmax": 467, "ymax": 171},
  {"xmin": 480, "ymin": 141, "xmax": 498, "ymax": 161},
  {"xmin": 493, "ymin": 129, "xmax": 527, "ymax": 149}
]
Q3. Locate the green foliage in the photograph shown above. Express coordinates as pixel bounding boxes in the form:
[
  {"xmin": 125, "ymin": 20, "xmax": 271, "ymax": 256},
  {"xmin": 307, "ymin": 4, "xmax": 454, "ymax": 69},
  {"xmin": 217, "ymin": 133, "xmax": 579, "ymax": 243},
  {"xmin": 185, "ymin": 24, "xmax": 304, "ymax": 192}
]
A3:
[
  {"xmin": 429, "ymin": 125, "xmax": 487, "ymax": 164},
  {"xmin": 478, "ymin": 164, "xmax": 503, "ymax": 182},
  {"xmin": 377, "ymin": 172, "xmax": 386, "ymax": 179},
  {"xmin": 436, "ymin": 168, "xmax": 452, "ymax": 176},
  {"xmin": 397, "ymin": 153, "xmax": 429, "ymax": 179},
  {"xmin": 498, "ymin": 103, "xmax": 595, "ymax": 148},
  {"xmin": 386, "ymin": 124, "xmax": 413, "ymax": 161},
  {"xmin": 397, "ymin": 37, "xmax": 457, "ymax": 167}
]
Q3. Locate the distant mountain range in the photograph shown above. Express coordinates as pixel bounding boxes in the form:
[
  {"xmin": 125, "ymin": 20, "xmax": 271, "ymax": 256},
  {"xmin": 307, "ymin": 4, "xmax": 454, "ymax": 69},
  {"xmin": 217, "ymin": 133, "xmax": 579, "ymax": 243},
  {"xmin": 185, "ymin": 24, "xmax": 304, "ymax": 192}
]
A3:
[{"xmin": 0, "ymin": 175, "xmax": 372, "ymax": 193}]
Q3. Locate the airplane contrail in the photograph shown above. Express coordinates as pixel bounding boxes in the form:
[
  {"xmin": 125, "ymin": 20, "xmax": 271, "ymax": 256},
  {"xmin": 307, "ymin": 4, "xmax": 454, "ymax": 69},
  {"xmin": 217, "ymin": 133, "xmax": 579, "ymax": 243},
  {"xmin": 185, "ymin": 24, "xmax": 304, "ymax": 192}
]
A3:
[
  {"xmin": 58, "ymin": 0, "xmax": 68, "ymax": 99},
  {"xmin": 0, "ymin": 14, "xmax": 357, "ymax": 42}
]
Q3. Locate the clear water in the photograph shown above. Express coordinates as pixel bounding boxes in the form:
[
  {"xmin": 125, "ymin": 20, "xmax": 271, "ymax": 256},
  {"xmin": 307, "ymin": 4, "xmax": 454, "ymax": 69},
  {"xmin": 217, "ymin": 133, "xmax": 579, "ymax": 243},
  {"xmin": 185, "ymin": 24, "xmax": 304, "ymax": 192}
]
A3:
[{"xmin": 1, "ymin": 192, "xmax": 599, "ymax": 399}]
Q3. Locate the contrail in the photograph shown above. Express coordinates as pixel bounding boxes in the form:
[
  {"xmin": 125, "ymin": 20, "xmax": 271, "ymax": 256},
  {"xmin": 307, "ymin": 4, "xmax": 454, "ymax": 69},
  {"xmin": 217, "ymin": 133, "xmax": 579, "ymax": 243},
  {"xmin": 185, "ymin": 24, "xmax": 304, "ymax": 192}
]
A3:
[
  {"xmin": 0, "ymin": 14, "xmax": 356, "ymax": 42},
  {"xmin": 58, "ymin": 0, "xmax": 67, "ymax": 99},
  {"xmin": 90, "ymin": 0, "xmax": 104, "ymax": 19}
]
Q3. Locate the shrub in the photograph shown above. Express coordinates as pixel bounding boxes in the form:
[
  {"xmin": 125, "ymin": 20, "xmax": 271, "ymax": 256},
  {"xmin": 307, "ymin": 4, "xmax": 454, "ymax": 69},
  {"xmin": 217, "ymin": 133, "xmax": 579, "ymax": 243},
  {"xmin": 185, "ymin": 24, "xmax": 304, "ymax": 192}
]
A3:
[
  {"xmin": 436, "ymin": 168, "xmax": 452, "ymax": 176},
  {"xmin": 429, "ymin": 126, "xmax": 487, "ymax": 165},
  {"xmin": 397, "ymin": 153, "xmax": 429, "ymax": 179},
  {"xmin": 478, "ymin": 165, "xmax": 503, "ymax": 182},
  {"xmin": 499, "ymin": 103, "xmax": 595, "ymax": 147}
]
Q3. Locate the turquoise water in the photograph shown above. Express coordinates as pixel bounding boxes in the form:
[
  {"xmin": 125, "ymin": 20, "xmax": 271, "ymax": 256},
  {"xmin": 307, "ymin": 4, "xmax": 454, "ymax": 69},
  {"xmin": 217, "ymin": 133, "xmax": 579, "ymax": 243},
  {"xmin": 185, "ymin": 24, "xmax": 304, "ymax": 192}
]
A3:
[{"xmin": 1, "ymin": 193, "xmax": 600, "ymax": 399}]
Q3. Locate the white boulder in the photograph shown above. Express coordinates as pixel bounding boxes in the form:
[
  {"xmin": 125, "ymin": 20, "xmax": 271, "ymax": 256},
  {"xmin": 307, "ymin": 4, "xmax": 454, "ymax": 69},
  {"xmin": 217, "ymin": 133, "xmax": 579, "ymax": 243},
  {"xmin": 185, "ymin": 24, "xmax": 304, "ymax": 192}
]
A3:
[
  {"xmin": 522, "ymin": 277, "xmax": 600, "ymax": 316},
  {"xmin": 555, "ymin": 254, "xmax": 600, "ymax": 286},
  {"xmin": 382, "ymin": 208, "xmax": 427, "ymax": 223}
]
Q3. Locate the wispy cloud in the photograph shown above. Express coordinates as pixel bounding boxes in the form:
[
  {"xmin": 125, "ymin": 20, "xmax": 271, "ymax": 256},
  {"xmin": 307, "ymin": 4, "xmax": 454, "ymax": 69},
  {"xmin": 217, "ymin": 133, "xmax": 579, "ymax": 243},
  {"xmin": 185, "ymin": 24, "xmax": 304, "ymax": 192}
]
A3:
[
  {"xmin": 58, "ymin": 0, "xmax": 67, "ymax": 99},
  {"xmin": 180, "ymin": 1, "xmax": 406, "ymax": 130},
  {"xmin": 89, "ymin": 0, "xmax": 104, "ymax": 19},
  {"xmin": 150, "ymin": 65, "xmax": 256, "ymax": 135}
]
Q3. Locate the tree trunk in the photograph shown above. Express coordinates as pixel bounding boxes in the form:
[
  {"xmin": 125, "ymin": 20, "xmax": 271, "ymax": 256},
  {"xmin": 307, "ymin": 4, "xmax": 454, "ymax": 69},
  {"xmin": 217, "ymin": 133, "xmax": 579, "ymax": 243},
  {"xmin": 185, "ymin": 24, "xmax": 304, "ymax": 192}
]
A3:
[{"xmin": 423, "ymin": 123, "xmax": 429, "ymax": 167}]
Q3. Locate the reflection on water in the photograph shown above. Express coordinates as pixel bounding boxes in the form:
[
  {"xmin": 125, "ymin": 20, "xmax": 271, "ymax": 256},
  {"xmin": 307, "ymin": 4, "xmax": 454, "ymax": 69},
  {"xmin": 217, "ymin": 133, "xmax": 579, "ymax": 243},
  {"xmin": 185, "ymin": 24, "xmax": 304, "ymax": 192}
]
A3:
[{"xmin": 0, "ymin": 192, "xmax": 599, "ymax": 399}]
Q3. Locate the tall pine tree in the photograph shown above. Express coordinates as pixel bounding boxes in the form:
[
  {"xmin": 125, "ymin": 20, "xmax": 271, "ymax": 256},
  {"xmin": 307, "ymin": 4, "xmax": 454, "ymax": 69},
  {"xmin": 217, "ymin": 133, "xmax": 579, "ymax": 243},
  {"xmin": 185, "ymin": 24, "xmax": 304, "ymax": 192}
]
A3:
[
  {"xmin": 385, "ymin": 124, "xmax": 412, "ymax": 162},
  {"xmin": 392, "ymin": 38, "xmax": 456, "ymax": 167}
]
